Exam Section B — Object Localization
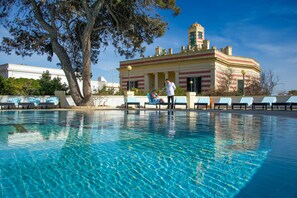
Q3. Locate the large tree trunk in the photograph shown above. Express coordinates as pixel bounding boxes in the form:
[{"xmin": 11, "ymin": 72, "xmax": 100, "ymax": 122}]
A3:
[
  {"xmin": 31, "ymin": 0, "xmax": 94, "ymax": 106},
  {"xmin": 81, "ymin": 34, "xmax": 93, "ymax": 106},
  {"xmin": 52, "ymin": 40, "xmax": 93, "ymax": 106}
]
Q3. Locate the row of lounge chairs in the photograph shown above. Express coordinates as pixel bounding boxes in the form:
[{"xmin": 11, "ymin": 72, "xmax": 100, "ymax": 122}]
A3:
[
  {"xmin": 194, "ymin": 96, "xmax": 297, "ymax": 110},
  {"xmin": 0, "ymin": 96, "xmax": 60, "ymax": 109},
  {"xmin": 126, "ymin": 95, "xmax": 297, "ymax": 111}
]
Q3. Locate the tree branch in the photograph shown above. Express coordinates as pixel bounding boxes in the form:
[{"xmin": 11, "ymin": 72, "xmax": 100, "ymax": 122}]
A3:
[
  {"xmin": 105, "ymin": 1, "xmax": 120, "ymax": 32},
  {"xmin": 81, "ymin": 0, "xmax": 92, "ymax": 20},
  {"xmin": 49, "ymin": 4, "xmax": 57, "ymax": 30},
  {"xmin": 30, "ymin": 0, "xmax": 54, "ymax": 34},
  {"xmin": 93, "ymin": 25, "xmax": 110, "ymax": 32}
]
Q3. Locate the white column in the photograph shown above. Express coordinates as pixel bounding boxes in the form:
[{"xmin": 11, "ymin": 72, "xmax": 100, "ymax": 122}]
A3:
[
  {"xmin": 154, "ymin": 72, "xmax": 158, "ymax": 90},
  {"xmin": 187, "ymin": 92, "xmax": 196, "ymax": 109}
]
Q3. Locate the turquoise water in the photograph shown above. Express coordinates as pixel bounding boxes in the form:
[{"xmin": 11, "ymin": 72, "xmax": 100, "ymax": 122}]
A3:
[{"xmin": 0, "ymin": 110, "xmax": 296, "ymax": 197}]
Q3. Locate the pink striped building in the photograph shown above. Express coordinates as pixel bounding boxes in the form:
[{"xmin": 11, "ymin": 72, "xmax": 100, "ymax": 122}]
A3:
[{"xmin": 118, "ymin": 23, "xmax": 260, "ymax": 94}]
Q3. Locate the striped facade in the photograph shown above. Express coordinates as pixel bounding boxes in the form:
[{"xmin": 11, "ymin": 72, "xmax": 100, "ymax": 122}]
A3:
[
  {"xmin": 118, "ymin": 23, "xmax": 260, "ymax": 94},
  {"xmin": 179, "ymin": 70, "xmax": 211, "ymax": 92},
  {"xmin": 121, "ymin": 75, "xmax": 145, "ymax": 90}
]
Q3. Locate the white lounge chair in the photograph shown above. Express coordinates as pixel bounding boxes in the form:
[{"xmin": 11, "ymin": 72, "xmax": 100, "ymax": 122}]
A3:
[
  {"xmin": 19, "ymin": 97, "xmax": 41, "ymax": 109},
  {"xmin": 232, "ymin": 97, "xmax": 254, "ymax": 110},
  {"xmin": 252, "ymin": 96, "xmax": 277, "ymax": 110},
  {"xmin": 40, "ymin": 97, "xmax": 60, "ymax": 109},
  {"xmin": 214, "ymin": 97, "xmax": 232, "ymax": 109},
  {"xmin": 0, "ymin": 97, "xmax": 21, "ymax": 109},
  {"xmin": 144, "ymin": 93, "xmax": 167, "ymax": 109},
  {"xmin": 174, "ymin": 97, "xmax": 187, "ymax": 109},
  {"xmin": 125, "ymin": 97, "xmax": 140, "ymax": 109},
  {"xmin": 194, "ymin": 97, "xmax": 210, "ymax": 109},
  {"xmin": 272, "ymin": 96, "xmax": 297, "ymax": 111}
]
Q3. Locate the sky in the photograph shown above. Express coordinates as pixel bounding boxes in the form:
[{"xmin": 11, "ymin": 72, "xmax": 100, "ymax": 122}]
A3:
[{"xmin": 0, "ymin": 0, "xmax": 296, "ymax": 93}]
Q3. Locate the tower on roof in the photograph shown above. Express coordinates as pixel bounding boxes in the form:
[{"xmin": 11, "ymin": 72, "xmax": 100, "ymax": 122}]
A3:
[{"xmin": 188, "ymin": 22, "xmax": 205, "ymax": 48}]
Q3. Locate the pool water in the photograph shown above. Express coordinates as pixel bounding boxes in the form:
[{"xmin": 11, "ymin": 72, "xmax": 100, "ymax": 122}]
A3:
[{"xmin": 0, "ymin": 110, "xmax": 296, "ymax": 197}]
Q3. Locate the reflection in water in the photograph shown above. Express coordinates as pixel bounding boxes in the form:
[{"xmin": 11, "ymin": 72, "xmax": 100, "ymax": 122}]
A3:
[
  {"xmin": 0, "ymin": 110, "xmax": 281, "ymax": 197},
  {"xmin": 167, "ymin": 111, "xmax": 176, "ymax": 138},
  {"xmin": 196, "ymin": 161, "xmax": 204, "ymax": 183},
  {"xmin": 213, "ymin": 113, "xmax": 261, "ymax": 152}
]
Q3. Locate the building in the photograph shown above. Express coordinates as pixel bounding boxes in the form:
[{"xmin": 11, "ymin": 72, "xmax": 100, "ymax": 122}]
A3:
[
  {"xmin": 0, "ymin": 63, "xmax": 119, "ymax": 93},
  {"xmin": 118, "ymin": 22, "xmax": 260, "ymax": 94}
]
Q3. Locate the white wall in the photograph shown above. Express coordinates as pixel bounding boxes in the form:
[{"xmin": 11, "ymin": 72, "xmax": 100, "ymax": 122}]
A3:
[{"xmin": 0, "ymin": 63, "xmax": 119, "ymax": 93}]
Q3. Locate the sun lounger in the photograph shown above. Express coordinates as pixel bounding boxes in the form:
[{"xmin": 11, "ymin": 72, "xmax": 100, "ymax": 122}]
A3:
[
  {"xmin": 0, "ymin": 97, "xmax": 21, "ymax": 109},
  {"xmin": 39, "ymin": 97, "xmax": 60, "ymax": 109},
  {"xmin": 284, "ymin": 96, "xmax": 297, "ymax": 111},
  {"xmin": 144, "ymin": 93, "xmax": 167, "ymax": 109},
  {"xmin": 174, "ymin": 97, "xmax": 187, "ymax": 109},
  {"xmin": 125, "ymin": 97, "xmax": 140, "ymax": 108},
  {"xmin": 271, "ymin": 96, "xmax": 297, "ymax": 111},
  {"xmin": 214, "ymin": 97, "xmax": 232, "ymax": 109},
  {"xmin": 19, "ymin": 97, "xmax": 41, "ymax": 109},
  {"xmin": 232, "ymin": 97, "xmax": 254, "ymax": 110},
  {"xmin": 194, "ymin": 97, "xmax": 210, "ymax": 109},
  {"xmin": 291, "ymin": 102, "xmax": 297, "ymax": 111},
  {"xmin": 252, "ymin": 96, "xmax": 276, "ymax": 110}
]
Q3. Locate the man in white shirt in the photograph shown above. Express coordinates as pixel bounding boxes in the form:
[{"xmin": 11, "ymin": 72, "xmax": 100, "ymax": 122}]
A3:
[{"xmin": 165, "ymin": 79, "xmax": 176, "ymax": 109}]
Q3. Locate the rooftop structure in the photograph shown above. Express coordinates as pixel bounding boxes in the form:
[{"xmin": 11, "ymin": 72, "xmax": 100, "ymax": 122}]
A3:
[{"xmin": 118, "ymin": 22, "xmax": 260, "ymax": 94}]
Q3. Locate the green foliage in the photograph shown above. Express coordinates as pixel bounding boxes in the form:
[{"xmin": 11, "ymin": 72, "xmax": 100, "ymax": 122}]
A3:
[
  {"xmin": 0, "ymin": 77, "xmax": 16, "ymax": 95},
  {"xmin": 131, "ymin": 88, "xmax": 146, "ymax": 96},
  {"xmin": 156, "ymin": 0, "xmax": 180, "ymax": 15},
  {"xmin": 38, "ymin": 70, "xmax": 68, "ymax": 95},
  {"xmin": 0, "ymin": 77, "xmax": 40, "ymax": 95},
  {"xmin": 174, "ymin": 86, "xmax": 186, "ymax": 96},
  {"xmin": 147, "ymin": 86, "xmax": 185, "ymax": 96},
  {"xmin": 115, "ymin": 88, "xmax": 125, "ymax": 96},
  {"xmin": 0, "ymin": 75, "xmax": 6, "ymax": 94},
  {"xmin": 15, "ymin": 78, "xmax": 41, "ymax": 95},
  {"xmin": 0, "ymin": 71, "xmax": 68, "ymax": 95},
  {"xmin": 0, "ymin": 0, "xmax": 180, "ymax": 105}
]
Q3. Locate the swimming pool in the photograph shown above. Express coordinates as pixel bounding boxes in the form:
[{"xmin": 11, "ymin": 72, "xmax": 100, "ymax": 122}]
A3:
[{"xmin": 0, "ymin": 110, "xmax": 296, "ymax": 197}]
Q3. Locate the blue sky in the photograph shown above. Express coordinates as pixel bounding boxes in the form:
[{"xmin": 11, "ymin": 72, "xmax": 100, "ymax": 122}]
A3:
[{"xmin": 0, "ymin": 0, "xmax": 296, "ymax": 93}]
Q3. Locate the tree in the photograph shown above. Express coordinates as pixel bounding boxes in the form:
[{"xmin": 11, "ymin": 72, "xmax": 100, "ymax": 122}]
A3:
[
  {"xmin": 0, "ymin": 71, "xmax": 67, "ymax": 95},
  {"xmin": 0, "ymin": 75, "xmax": 5, "ymax": 94},
  {"xmin": 288, "ymin": 90, "xmax": 297, "ymax": 95},
  {"xmin": 216, "ymin": 68, "xmax": 236, "ymax": 95},
  {"xmin": 0, "ymin": 0, "xmax": 180, "ymax": 106},
  {"xmin": 244, "ymin": 75, "xmax": 261, "ymax": 96},
  {"xmin": 261, "ymin": 70, "xmax": 279, "ymax": 95},
  {"xmin": 0, "ymin": 78, "xmax": 18, "ymax": 95},
  {"xmin": 13, "ymin": 78, "xmax": 41, "ymax": 95},
  {"xmin": 245, "ymin": 69, "xmax": 279, "ymax": 95},
  {"xmin": 39, "ymin": 70, "xmax": 68, "ymax": 95}
]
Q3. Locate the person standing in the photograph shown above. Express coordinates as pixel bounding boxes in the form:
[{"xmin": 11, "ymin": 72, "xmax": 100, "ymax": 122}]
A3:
[{"xmin": 165, "ymin": 79, "xmax": 176, "ymax": 109}]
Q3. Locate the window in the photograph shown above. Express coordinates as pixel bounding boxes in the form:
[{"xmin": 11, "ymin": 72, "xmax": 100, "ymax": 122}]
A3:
[
  {"xmin": 198, "ymin": 31, "xmax": 203, "ymax": 39},
  {"xmin": 190, "ymin": 32, "xmax": 196, "ymax": 46},
  {"xmin": 127, "ymin": 81, "xmax": 138, "ymax": 90},
  {"xmin": 237, "ymin": 80, "xmax": 243, "ymax": 94},
  {"xmin": 187, "ymin": 77, "xmax": 202, "ymax": 93}
]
